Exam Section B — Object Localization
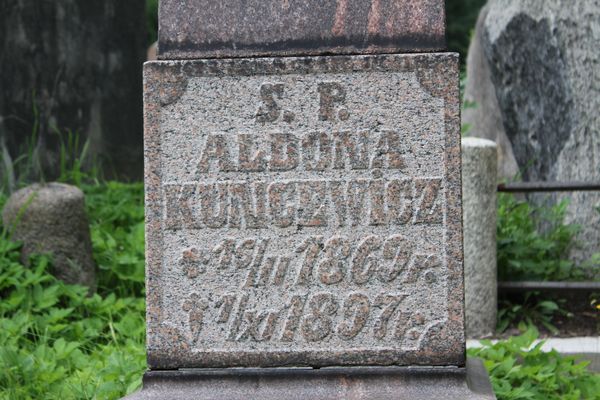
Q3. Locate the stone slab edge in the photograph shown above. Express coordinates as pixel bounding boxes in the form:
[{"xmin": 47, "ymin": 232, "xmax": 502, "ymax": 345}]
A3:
[
  {"xmin": 123, "ymin": 359, "xmax": 495, "ymax": 399},
  {"xmin": 143, "ymin": 52, "xmax": 464, "ymax": 369},
  {"xmin": 158, "ymin": 0, "xmax": 446, "ymax": 59}
]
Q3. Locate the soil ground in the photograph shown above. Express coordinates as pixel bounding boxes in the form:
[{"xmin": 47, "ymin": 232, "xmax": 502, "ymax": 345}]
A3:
[{"xmin": 496, "ymin": 291, "xmax": 599, "ymax": 339}]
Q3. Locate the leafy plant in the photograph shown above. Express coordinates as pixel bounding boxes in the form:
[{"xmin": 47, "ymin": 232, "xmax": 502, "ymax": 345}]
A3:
[
  {"xmin": 497, "ymin": 294, "xmax": 570, "ymax": 334},
  {"xmin": 460, "ymin": 76, "xmax": 477, "ymax": 136},
  {"xmin": 0, "ymin": 181, "xmax": 146, "ymax": 399},
  {"xmin": 83, "ymin": 182, "xmax": 145, "ymax": 298},
  {"xmin": 496, "ymin": 194, "xmax": 600, "ymax": 333},
  {"xmin": 146, "ymin": 0, "xmax": 159, "ymax": 45},
  {"xmin": 0, "ymin": 235, "xmax": 146, "ymax": 399},
  {"xmin": 497, "ymin": 193, "xmax": 583, "ymax": 281},
  {"xmin": 446, "ymin": 0, "xmax": 487, "ymax": 64},
  {"xmin": 469, "ymin": 326, "xmax": 600, "ymax": 400}
]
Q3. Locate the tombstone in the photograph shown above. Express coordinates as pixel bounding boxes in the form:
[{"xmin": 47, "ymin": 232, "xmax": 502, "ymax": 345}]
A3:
[
  {"xmin": 462, "ymin": 4, "xmax": 519, "ymax": 181},
  {"xmin": 464, "ymin": 0, "xmax": 600, "ymax": 264},
  {"xmin": 127, "ymin": 1, "xmax": 496, "ymax": 398}
]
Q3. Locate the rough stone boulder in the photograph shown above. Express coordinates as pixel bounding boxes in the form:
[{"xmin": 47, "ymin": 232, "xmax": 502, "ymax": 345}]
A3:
[
  {"xmin": 464, "ymin": 0, "xmax": 600, "ymax": 262},
  {"xmin": 2, "ymin": 183, "xmax": 96, "ymax": 289}
]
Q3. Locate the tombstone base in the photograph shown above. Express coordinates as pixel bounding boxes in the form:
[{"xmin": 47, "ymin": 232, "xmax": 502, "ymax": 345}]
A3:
[{"xmin": 124, "ymin": 358, "xmax": 495, "ymax": 399}]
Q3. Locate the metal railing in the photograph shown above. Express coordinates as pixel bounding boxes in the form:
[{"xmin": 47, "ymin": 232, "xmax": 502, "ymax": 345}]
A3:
[{"xmin": 498, "ymin": 181, "xmax": 600, "ymax": 193}]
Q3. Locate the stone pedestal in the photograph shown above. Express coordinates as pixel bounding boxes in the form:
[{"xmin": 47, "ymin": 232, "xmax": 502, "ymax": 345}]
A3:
[
  {"xmin": 134, "ymin": 1, "xmax": 496, "ymax": 398},
  {"xmin": 125, "ymin": 359, "xmax": 494, "ymax": 400},
  {"xmin": 158, "ymin": 0, "xmax": 446, "ymax": 59},
  {"xmin": 462, "ymin": 138, "xmax": 498, "ymax": 338}
]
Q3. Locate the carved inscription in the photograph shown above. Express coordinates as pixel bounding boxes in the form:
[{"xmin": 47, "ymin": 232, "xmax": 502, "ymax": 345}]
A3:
[
  {"xmin": 180, "ymin": 289, "xmax": 445, "ymax": 347},
  {"xmin": 256, "ymin": 82, "xmax": 349, "ymax": 124},
  {"xmin": 195, "ymin": 130, "xmax": 406, "ymax": 175},
  {"xmin": 177, "ymin": 234, "xmax": 445, "ymax": 346},
  {"xmin": 159, "ymin": 74, "xmax": 452, "ymax": 359},
  {"xmin": 164, "ymin": 178, "xmax": 443, "ymax": 230},
  {"xmin": 180, "ymin": 235, "xmax": 441, "ymax": 286}
]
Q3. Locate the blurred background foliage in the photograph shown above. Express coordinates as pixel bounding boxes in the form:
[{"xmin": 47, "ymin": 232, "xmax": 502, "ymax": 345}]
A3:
[
  {"xmin": 446, "ymin": 0, "xmax": 487, "ymax": 63},
  {"xmin": 146, "ymin": 0, "xmax": 159, "ymax": 45}
]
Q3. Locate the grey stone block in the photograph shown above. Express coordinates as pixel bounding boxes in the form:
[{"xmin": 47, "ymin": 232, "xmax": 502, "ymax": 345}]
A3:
[
  {"xmin": 143, "ymin": 53, "xmax": 464, "ymax": 369},
  {"xmin": 2, "ymin": 182, "xmax": 96, "ymax": 289},
  {"xmin": 462, "ymin": 138, "xmax": 497, "ymax": 338},
  {"xmin": 158, "ymin": 0, "xmax": 446, "ymax": 59},
  {"xmin": 123, "ymin": 358, "xmax": 495, "ymax": 399}
]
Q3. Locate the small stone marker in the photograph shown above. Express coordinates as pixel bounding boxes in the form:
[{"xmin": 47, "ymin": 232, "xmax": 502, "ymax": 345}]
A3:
[
  {"xmin": 2, "ymin": 183, "xmax": 96, "ymax": 289},
  {"xmin": 462, "ymin": 138, "xmax": 498, "ymax": 338},
  {"xmin": 129, "ymin": 1, "xmax": 496, "ymax": 398}
]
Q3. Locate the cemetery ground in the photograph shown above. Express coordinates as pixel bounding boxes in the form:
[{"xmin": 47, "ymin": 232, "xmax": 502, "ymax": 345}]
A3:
[{"xmin": 0, "ymin": 177, "xmax": 597, "ymax": 399}]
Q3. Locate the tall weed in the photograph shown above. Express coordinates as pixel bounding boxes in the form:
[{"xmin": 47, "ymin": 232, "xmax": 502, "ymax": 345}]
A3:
[
  {"xmin": 54, "ymin": 127, "xmax": 101, "ymax": 187},
  {"xmin": 0, "ymin": 94, "xmax": 104, "ymax": 194}
]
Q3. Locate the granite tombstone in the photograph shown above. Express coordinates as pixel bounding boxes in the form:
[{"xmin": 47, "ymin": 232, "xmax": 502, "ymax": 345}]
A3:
[
  {"xmin": 144, "ymin": 52, "xmax": 463, "ymax": 369},
  {"xmin": 127, "ymin": 1, "xmax": 495, "ymax": 398}
]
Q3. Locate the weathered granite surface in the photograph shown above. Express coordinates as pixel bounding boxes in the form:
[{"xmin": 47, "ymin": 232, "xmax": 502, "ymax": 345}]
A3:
[
  {"xmin": 462, "ymin": 5, "xmax": 518, "ymax": 180},
  {"xmin": 465, "ymin": 0, "xmax": 600, "ymax": 262},
  {"xmin": 143, "ymin": 53, "xmax": 462, "ymax": 369},
  {"xmin": 124, "ymin": 359, "xmax": 496, "ymax": 399},
  {"xmin": 462, "ymin": 138, "xmax": 497, "ymax": 338},
  {"xmin": 158, "ymin": 0, "xmax": 446, "ymax": 59},
  {"xmin": 2, "ymin": 183, "xmax": 96, "ymax": 289}
]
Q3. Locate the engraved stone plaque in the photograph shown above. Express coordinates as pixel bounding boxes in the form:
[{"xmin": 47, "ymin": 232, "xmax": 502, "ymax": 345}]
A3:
[{"xmin": 144, "ymin": 53, "xmax": 463, "ymax": 369}]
